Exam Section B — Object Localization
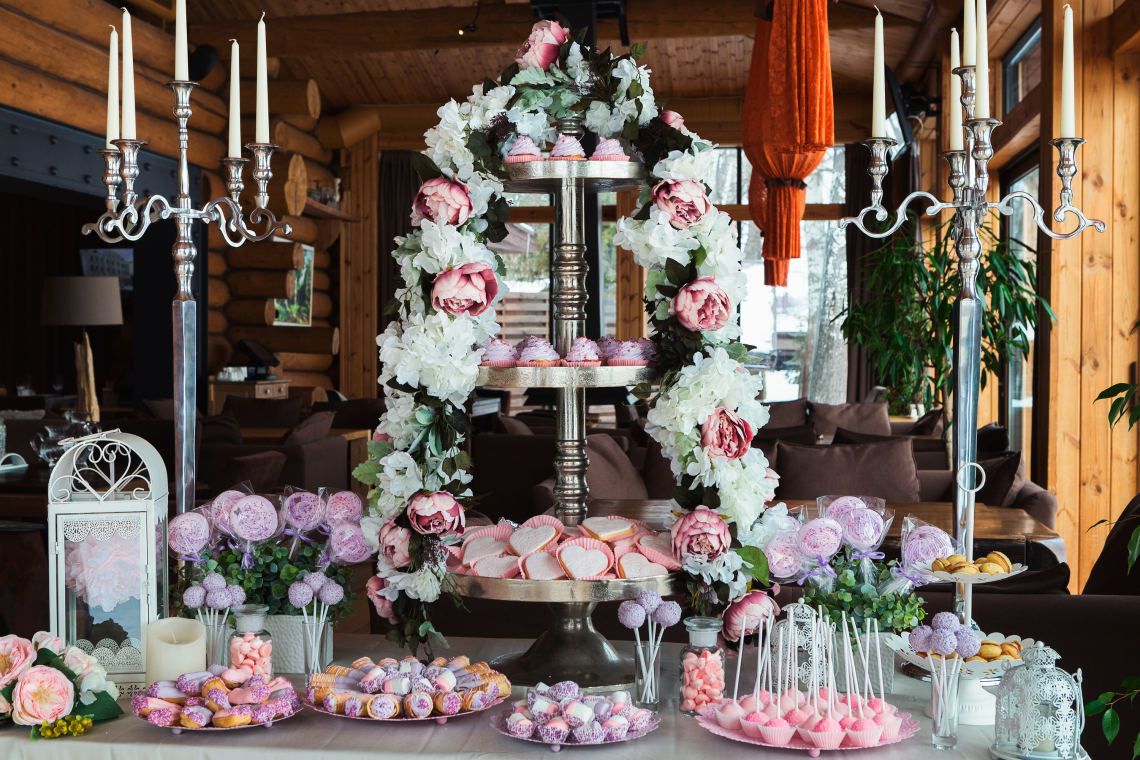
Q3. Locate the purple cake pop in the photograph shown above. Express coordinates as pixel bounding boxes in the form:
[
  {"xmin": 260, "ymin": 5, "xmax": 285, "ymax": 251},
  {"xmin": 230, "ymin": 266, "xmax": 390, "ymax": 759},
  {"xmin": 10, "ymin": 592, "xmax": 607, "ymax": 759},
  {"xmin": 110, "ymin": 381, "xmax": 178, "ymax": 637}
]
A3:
[
  {"xmin": 908, "ymin": 624, "xmax": 933, "ymax": 652},
  {"xmin": 288, "ymin": 581, "xmax": 314, "ymax": 608},
  {"xmin": 931, "ymin": 611, "xmax": 959, "ymax": 631},
  {"xmin": 329, "ymin": 523, "xmax": 372, "ymax": 564},
  {"xmin": 283, "ymin": 491, "xmax": 325, "ymax": 532},
  {"xmin": 955, "ymin": 628, "xmax": 981, "ymax": 658},
  {"xmin": 651, "ymin": 600, "xmax": 682, "ymax": 627},
  {"xmin": 230, "ymin": 495, "xmax": 278, "ymax": 541},
  {"xmin": 227, "ymin": 584, "xmax": 246, "ymax": 606},
  {"xmin": 205, "ymin": 589, "xmax": 231, "ymax": 610},
  {"xmin": 930, "ymin": 629, "xmax": 957, "ymax": 656},
  {"xmin": 169, "ymin": 511, "xmax": 211, "ymax": 555},
  {"xmin": 326, "ymin": 490, "xmax": 363, "ymax": 526},
  {"xmin": 303, "ymin": 571, "xmax": 328, "ymax": 591},
  {"xmin": 618, "ymin": 600, "xmax": 646, "ymax": 629},
  {"xmin": 636, "ymin": 590, "xmax": 662, "ymax": 613},
  {"xmin": 201, "ymin": 572, "xmax": 226, "ymax": 592},
  {"xmin": 318, "ymin": 582, "xmax": 345, "ymax": 606},
  {"xmin": 183, "ymin": 584, "xmax": 207, "ymax": 609}
]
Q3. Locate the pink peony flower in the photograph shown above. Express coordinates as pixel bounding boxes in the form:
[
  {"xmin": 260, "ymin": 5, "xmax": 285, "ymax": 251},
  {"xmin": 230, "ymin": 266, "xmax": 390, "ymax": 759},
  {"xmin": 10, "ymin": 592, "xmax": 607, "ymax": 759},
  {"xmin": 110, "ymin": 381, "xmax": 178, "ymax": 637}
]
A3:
[
  {"xmin": 670, "ymin": 506, "xmax": 732, "ymax": 563},
  {"xmin": 11, "ymin": 665, "xmax": 74, "ymax": 726},
  {"xmin": 378, "ymin": 519, "xmax": 413, "ymax": 569},
  {"xmin": 31, "ymin": 632, "xmax": 64, "ymax": 655},
  {"xmin": 669, "ymin": 276, "xmax": 731, "ymax": 333},
  {"xmin": 701, "ymin": 407, "xmax": 755, "ymax": 460},
  {"xmin": 64, "ymin": 533, "xmax": 142, "ymax": 613},
  {"xmin": 721, "ymin": 591, "xmax": 781, "ymax": 642},
  {"xmin": 652, "ymin": 179, "xmax": 710, "ymax": 229},
  {"xmin": 516, "ymin": 19, "xmax": 568, "ymax": 71},
  {"xmin": 406, "ymin": 492, "xmax": 465, "ymax": 535},
  {"xmin": 0, "ymin": 635, "xmax": 35, "ymax": 689},
  {"xmin": 431, "ymin": 262, "xmax": 499, "ymax": 316},
  {"xmin": 411, "ymin": 177, "xmax": 472, "ymax": 227},
  {"xmin": 366, "ymin": 576, "xmax": 399, "ymax": 626},
  {"xmin": 661, "ymin": 110, "xmax": 686, "ymax": 129},
  {"xmin": 373, "ymin": 429, "xmax": 392, "ymax": 443}
]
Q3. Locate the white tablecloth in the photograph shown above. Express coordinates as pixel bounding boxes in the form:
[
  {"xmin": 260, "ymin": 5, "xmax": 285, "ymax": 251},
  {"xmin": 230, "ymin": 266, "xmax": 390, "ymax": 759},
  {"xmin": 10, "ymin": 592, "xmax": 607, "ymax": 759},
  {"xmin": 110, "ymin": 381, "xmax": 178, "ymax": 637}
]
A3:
[{"xmin": 0, "ymin": 633, "xmax": 997, "ymax": 759}]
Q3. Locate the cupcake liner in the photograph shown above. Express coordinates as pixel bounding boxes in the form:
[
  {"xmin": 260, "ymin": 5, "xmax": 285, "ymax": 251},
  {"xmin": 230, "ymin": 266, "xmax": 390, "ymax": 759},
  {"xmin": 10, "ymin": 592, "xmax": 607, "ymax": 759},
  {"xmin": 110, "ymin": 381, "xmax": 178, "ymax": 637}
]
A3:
[
  {"xmin": 562, "ymin": 360, "xmax": 602, "ymax": 366},
  {"xmin": 532, "ymin": 708, "xmax": 558, "ymax": 726},
  {"xmin": 572, "ymin": 722, "xmax": 605, "ymax": 744},
  {"xmin": 509, "ymin": 719, "xmax": 537, "ymax": 738},
  {"xmin": 505, "ymin": 155, "xmax": 543, "ymax": 163},
  {"xmin": 461, "ymin": 523, "xmax": 514, "ymax": 550},
  {"xmin": 713, "ymin": 703, "xmax": 743, "ymax": 730},
  {"xmin": 520, "ymin": 514, "xmax": 566, "ymax": 537},
  {"xmin": 607, "ymin": 358, "xmax": 651, "ymax": 366},
  {"xmin": 538, "ymin": 724, "xmax": 569, "ymax": 743},
  {"xmin": 612, "ymin": 545, "xmax": 638, "ymax": 562},
  {"xmin": 589, "ymin": 154, "xmax": 630, "ymax": 161},
  {"xmin": 810, "ymin": 730, "xmax": 846, "ymax": 749},
  {"xmin": 628, "ymin": 711, "xmax": 651, "ymax": 732},
  {"xmin": 878, "ymin": 716, "xmax": 902, "ymax": 741},
  {"xmin": 741, "ymin": 719, "xmax": 764, "ymax": 738},
  {"xmin": 636, "ymin": 542, "xmax": 682, "ymax": 571},
  {"xmin": 603, "ymin": 723, "xmax": 629, "ymax": 741},
  {"xmin": 796, "ymin": 726, "xmax": 815, "ymax": 743},
  {"xmin": 757, "ymin": 725, "xmax": 796, "ymax": 746},
  {"xmin": 845, "ymin": 726, "xmax": 885, "ymax": 747},
  {"xmin": 556, "ymin": 536, "xmax": 615, "ymax": 578},
  {"xmin": 480, "ymin": 359, "xmax": 516, "ymax": 367},
  {"xmin": 550, "ymin": 156, "xmax": 585, "ymax": 161},
  {"xmin": 516, "ymin": 360, "xmax": 560, "ymax": 367}
]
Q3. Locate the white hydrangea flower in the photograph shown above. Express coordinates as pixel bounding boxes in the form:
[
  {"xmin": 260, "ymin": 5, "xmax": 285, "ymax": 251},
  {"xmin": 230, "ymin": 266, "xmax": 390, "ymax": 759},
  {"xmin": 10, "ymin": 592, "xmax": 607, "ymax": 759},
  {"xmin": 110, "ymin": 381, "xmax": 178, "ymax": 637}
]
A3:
[
  {"xmin": 682, "ymin": 551, "xmax": 749, "ymax": 600},
  {"xmin": 614, "ymin": 209, "xmax": 700, "ymax": 270},
  {"xmin": 584, "ymin": 100, "xmax": 613, "ymax": 137},
  {"xmin": 464, "ymin": 173, "xmax": 503, "ymax": 219},
  {"xmin": 508, "ymin": 107, "xmax": 556, "ymax": 148},
  {"xmin": 565, "ymin": 43, "xmax": 594, "ymax": 87},
  {"xmin": 399, "ymin": 566, "xmax": 443, "ymax": 603},
  {"xmin": 415, "ymin": 221, "xmax": 496, "ymax": 274},
  {"xmin": 654, "ymin": 148, "xmax": 719, "ymax": 185},
  {"xmin": 736, "ymin": 502, "xmax": 797, "ymax": 550},
  {"xmin": 370, "ymin": 450, "xmax": 423, "ymax": 519},
  {"xmin": 379, "ymin": 311, "xmax": 492, "ymax": 407}
]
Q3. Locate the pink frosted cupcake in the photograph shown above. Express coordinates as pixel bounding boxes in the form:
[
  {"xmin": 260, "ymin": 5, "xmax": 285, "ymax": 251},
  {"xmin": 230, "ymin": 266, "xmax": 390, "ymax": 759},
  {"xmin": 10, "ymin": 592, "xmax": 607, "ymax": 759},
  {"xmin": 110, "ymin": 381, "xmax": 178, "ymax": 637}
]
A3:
[
  {"xmin": 595, "ymin": 336, "xmax": 621, "ymax": 361},
  {"xmin": 563, "ymin": 336, "xmax": 601, "ymax": 366},
  {"xmin": 480, "ymin": 338, "xmax": 518, "ymax": 367},
  {"xmin": 607, "ymin": 339, "xmax": 651, "ymax": 366},
  {"xmin": 516, "ymin": 335, "xmax": 545, "ymax": 354},
  {"xmin": 505, "ymin": 135, "xmax": 544, "ymax": 163},
  {"xmin": 550, "ymin": 134, "xmax": 586, "ymax": 161},
  {"xmin": 590, "ymin": 138, "xmax": 629, "ymax": 161},
  {"xmin": 518, "ymin": 338, "xmax": 560, "ymax": 367}
]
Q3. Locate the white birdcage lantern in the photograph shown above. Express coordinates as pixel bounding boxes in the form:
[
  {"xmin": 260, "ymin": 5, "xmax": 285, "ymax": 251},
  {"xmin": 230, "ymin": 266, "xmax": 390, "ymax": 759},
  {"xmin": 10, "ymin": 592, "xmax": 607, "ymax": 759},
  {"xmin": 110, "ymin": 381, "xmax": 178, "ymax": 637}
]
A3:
[
  {"xmin": 47, "ymin": 430, "xmax": 168, "ymax": 699},
  {"xmin": 770, "ymin": 600, "xmax": 826, "ymax": 689},
  {"xmin": 991, "ymin": 642, "xmax": 1088, "ymax": 760}
]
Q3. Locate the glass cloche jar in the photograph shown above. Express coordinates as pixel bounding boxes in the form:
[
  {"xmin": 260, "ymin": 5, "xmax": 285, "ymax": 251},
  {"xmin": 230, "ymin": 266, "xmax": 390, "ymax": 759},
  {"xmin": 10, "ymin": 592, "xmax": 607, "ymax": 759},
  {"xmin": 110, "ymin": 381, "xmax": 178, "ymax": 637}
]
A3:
[
  {"xmin": 680, "ymin": 616, "xmax": 724, "ymax": 716},
  {"xmin": 228, "ymin": 604, "xmax": 274, "ymax": 680}
]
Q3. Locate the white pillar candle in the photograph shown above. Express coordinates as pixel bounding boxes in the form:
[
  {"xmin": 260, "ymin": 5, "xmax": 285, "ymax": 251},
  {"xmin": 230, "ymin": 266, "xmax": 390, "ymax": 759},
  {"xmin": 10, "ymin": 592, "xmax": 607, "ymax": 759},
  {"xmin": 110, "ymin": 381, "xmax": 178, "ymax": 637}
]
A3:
[
  {"xmin": 106, "ymin": 26, "xmax": 118, "ymax": 148},
  {"xmin": 121, "ymin": 8, "xmax": 136, "ymax": 139},
  {"xmin": 256, "ymin": 12, "xmax": 269, "ymax": 143},
  {"xmin": 976, "ymin": 0, "xmax": 990, "ymax": 118},
  {"xmin": 949, "ymin": 28, "xmax": 963, "ymax": 151},
  {"xmin": 962, "ymin": 0, "xmax": 976, "ymax": 67},
  {"xmin": 145, "ymin": 618, "xmax": 206, "ymax": 687},
  {"xmin": 871, "ymin": 8, "xmax": 886, "ymax": 138},
  {"xmin": 1060, "ymin": 4, "xmax": 1076, "ymax": 137},
  {"xmin": 228, "ymin": 40, "xmax": 241, "ymax": 157},
  {"xmin": 174, "ymin": 0, "xmax": 188, "ymax": 81}
]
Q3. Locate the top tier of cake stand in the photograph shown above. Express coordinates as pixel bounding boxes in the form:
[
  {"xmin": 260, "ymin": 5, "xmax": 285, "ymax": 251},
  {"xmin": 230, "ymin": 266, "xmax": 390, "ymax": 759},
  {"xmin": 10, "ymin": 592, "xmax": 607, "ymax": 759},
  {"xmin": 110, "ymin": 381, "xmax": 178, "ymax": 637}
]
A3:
[{"xmin": 503, "ymin": 159, "xmax": 648, "ymax": 194}]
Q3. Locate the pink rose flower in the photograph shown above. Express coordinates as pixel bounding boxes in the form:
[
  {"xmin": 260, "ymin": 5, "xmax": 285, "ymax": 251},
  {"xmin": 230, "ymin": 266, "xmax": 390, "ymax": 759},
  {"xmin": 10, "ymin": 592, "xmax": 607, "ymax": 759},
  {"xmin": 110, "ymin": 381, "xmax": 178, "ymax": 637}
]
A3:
[
  {"xmin": 431, "ymin": 262, "xmax": 499, "ymax": 317},
  {"xmin": 516, "ymin": 19, "xmax": 568, "ymax": 71},
  {"xmin": 411, "ymin": 177, "xmax": 472, "ymax": 227},
  {"xmin": 11, "ymin": 665, "xmax": 74, "ymax": 726},
  {"xmin": 701, "ymin": 407, "xmax": 755, "ymax": 461},
  {"xmin": 669, "ymin": 276, "xmax": 731, "ymax": 332},
  {"xmin": 652, "ymin": 179, "xmax": 710, "ymax": 229},
  {"xmin": 661, "ymin": 110, "xmax": 686, "ymax": 129},
  {"xmin": 406, "ymin": 492, "xmax": 465, "ymax": 536},
  {"xmin": 720, "ymin": 590, "xmax": 781, "ymax": 642},
  {"xmin": 0, "ymin": 635, "xmax": 35, "ymax": 689},
  {"xmin": 31, "ymin": 631, "xmax": 64, "ymax": 655},
  {"xmin": 378, "ymin": 519, "xmax": 413, "ymax": 569},
  {"xmin": 366, "ymin": 576, "xmax": 399, "ymax": 626},
  {"xmin": 670, "ymin": 506, "xmax": 732, "ymax": 563}
]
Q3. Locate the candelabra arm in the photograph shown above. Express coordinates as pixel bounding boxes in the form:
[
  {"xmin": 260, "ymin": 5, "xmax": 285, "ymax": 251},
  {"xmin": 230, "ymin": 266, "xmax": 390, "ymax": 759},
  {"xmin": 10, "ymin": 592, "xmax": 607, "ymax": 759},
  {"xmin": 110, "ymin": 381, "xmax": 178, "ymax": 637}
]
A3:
[
  {"xmin": 839, "ymin": 191, "xmax": 953, "ymax": 238},
  {"xmin": 202, "ymin": 196, "xmax": 292, "ymax": 247},
  {"xmin": 82, "ymin": 193, "xmax": 171, "ymax": 243},
  {"xmin": 991, "ymin": 191, "xmax": 1106, "ymax": 239}
]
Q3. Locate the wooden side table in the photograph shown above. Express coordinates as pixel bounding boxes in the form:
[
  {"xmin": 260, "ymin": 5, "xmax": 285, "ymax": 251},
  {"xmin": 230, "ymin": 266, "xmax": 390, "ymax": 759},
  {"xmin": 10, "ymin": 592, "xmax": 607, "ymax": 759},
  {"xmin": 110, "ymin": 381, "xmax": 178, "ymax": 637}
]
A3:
[{"xmin": 208, "ymin": 379, "xmax": 290, "ymax": 415}]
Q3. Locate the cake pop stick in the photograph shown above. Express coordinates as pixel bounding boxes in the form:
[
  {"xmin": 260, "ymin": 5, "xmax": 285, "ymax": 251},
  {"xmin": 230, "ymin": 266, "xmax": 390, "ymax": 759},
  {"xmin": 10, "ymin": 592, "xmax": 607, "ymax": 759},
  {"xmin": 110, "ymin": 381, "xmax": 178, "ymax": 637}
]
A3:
[
  {"xmin": 752, "ymin": 613, "xmax": 763, "ymax": 702},
  {"xmin": 874, "ymin": 620, "xmax": 886, "ymax": 706},
  {"xmin": 852, "ymin": 621, "xmax": 870, "ymax": 716},
  {"xmin": 732, "ymin": 614, "xmax": 748, "ymax": 701}
]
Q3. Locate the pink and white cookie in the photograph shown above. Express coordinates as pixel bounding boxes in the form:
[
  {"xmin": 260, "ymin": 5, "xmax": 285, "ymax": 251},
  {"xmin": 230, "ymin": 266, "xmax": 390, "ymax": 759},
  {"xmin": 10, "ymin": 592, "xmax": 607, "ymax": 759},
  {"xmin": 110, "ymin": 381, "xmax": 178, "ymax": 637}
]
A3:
[
  {"xmin": 522, "ymin": 551, "xmax": 567, "ymax": 580},
  {"xmin": 462, "ymin": 534, "xmax": 508, "ymax": 567},
  {"xmin": 472, "ymin": 555, "xmax": 521, "ymax": 578},
  {"xmin": 617, "ymin": 552, "xmax": 668, "ymax": 578}
]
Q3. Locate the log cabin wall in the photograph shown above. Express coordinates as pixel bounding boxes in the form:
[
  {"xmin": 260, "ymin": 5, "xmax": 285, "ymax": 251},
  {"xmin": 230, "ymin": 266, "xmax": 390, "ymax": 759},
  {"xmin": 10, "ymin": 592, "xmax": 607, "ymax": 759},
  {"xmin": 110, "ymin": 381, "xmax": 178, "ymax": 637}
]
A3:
[{"xmin": 0, "ymin": 0, "xmax": 354, "ymax": 398}]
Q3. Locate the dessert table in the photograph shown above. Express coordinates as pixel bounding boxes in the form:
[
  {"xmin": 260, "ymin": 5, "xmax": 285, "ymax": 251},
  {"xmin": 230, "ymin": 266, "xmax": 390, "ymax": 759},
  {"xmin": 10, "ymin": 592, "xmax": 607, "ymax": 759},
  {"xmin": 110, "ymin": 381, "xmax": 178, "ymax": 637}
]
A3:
[{"xmin": 0, "ymin": 633, "xmax": 995, "ymax": 760}]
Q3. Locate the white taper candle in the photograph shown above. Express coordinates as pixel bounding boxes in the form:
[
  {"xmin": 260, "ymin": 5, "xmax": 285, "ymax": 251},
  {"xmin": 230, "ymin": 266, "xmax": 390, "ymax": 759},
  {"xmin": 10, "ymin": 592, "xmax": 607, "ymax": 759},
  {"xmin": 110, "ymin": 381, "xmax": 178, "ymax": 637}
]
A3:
[
  {"xmin": 228, "ymin": 40, "xmax": 241, "ymax": 157},
  {"xmin": 1061, "ymin": 4, "xmax": 1076, "ymax": 137},
  {"xmin": 256, "ymin": 12, "xmax": 269, "ymax": 143},
  {"xmin": 949, "ymin": 28, "xmax": 963, "ymax": 151},
  {"xmin": 106, "ymin": 26, "xmax": 118, "ymax": 148},
  {"xmin": 121, "ymin": 8, "xmax": 136, "ymax": 139},
  {"xmin": 175, "ymin": 0, "xmax": 188, "ymax": 81},
  {"xmin": 976, "ymin": 0, "xmax": 990, "ymax": 118},
  {"xmin": 872, "ymin": 7, "xmax": 886, "ymax": 137},
  {"xmin": 963, "ymin": 0, "xmax": 976, "ymax": 67}
]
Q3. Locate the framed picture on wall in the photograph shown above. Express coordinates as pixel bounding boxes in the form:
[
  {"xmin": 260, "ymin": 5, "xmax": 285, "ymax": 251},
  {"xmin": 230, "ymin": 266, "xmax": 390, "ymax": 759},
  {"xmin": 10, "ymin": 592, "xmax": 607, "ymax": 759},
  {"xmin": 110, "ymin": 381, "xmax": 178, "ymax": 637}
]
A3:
[{"xmin": 273, "ymin": 240, "xmax": 314, "ymax": 326}]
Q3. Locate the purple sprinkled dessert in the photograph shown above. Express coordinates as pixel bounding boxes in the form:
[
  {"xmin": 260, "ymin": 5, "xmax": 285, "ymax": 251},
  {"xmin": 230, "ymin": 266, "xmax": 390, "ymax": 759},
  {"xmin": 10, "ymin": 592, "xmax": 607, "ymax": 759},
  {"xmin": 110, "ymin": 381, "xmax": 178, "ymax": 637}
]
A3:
[
  {"xmin": 323, "ymin": 694, "xmax": 339, "ymax": 713},
  {"xmin": 130, "ymin": 693, "xmax": 149, "ymax": 717},
  {"xmin": 435, "ymin": 692, "xmax": 461, "ymax": 715},
  {"xmin": 182, "ymin": 585, "xmax": 206, "ymax": 609},
  {"xmin": 344, "ymin": 697, "xmax": 363, "ymax": 718},
  {"xmin": 359, "ymin": 677, "xmax": 383, "ymax": 694},
  {"xmin": 466, "ymin": 691, "xmax": 487, "ymax": 711},
  {"xmin": 206, "ymin": 688, "xmax": 230, "ymax": 710},
  {"xmin": 227, "ymin": 584, "xmax": 247, "ymax": 606},
  {"xmin": 604, "ymin": 720, "xmax": 630, "ymax": 742},
  {"xmin": 147, "ymin": 708, "xmax": 175, "ymax": 726},
  {"xmin": 252, "ymin": 704, "xmax": 276, "ymax": 723},
  {"xmin": 908, "ymin": 624, "xmax": 933, "ymax": 652},
  {"xmin": 231, "ymin": 705, "xmax": 254, "ymax": 717},
  {"xmin": 931, "ymin": 628, "xmax": 958, "ymax": 656},
  {"xmin": 304, "ymin": 686, "xmax": 316, "ymax": 704},
  {"xmin": 636, "ymin": 590, "xmax": 663, "ymax": 613},
  {"xmin": 628, "ymin": 709, "xmax": 652, "ymax": 731},
  {"xmin": 288, "ymin": 581, "xmax": 314, "ymax": 609},
  {"xmin": 931, "ymin": 611, "xmax": 959, "ymax": 630},
  {"xmin": 484, "ymin": 682, "xmax": 500, "ymax": 701},
  {"xmin": 618, "ymin": 600, "xmax": 647, "ymax": 629},
  {"xmin": 956, "ymin": 627, "xmax": 982, "ymax": 658},
  {"xmin": 303, "ymin": 571, "xmax": 328, "ymax": 591},
  {"xmin": 409, "ymin": 676, "xmax": 434, "ymax": 694},
  {"xmin": 184, "ymin": 697, "xmax": 206, "ymax": 708},
  {"xmin": 404, "ymin": 692, "xmax": 433, "ymax": 718}
]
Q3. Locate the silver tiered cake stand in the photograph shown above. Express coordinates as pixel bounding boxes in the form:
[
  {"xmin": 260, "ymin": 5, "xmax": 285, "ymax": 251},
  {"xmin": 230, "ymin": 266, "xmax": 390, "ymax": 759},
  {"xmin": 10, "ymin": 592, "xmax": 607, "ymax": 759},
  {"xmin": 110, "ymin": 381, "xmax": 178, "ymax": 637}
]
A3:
[{"xmin": 452, "ymin": 118, "xmax": 684, "ymax": 691}]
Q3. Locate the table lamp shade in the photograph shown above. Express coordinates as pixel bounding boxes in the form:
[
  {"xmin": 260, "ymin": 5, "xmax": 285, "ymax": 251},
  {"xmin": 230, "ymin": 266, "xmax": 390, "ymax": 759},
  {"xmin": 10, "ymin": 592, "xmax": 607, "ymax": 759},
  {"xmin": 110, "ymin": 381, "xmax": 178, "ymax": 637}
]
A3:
[{"xmin": 40, "ymin": 276, "xmax": 123, "ymax": 326}]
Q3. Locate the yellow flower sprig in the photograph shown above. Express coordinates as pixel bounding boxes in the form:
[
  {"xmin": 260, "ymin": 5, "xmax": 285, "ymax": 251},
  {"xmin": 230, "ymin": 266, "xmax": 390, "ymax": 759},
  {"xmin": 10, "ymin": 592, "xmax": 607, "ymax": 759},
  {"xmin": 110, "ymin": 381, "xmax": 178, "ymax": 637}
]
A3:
[{"xmin": 35, "ymin": 715, "xmax": 93, "ymax": 739}]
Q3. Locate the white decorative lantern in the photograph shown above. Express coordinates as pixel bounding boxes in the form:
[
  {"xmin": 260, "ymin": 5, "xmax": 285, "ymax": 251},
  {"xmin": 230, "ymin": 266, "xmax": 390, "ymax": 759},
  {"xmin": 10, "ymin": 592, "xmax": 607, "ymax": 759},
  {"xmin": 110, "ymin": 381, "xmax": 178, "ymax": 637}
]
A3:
[
  {"xmin": 47, "ymin": 430, "xmax": 168, "ymax": 699},
  {"xmin": 991, "ymin": 642, "xmax": 1089, "ymax": 760},
  {"xmin": 770, "ymin": 600, "xmax": 826, "ymax": 689}
]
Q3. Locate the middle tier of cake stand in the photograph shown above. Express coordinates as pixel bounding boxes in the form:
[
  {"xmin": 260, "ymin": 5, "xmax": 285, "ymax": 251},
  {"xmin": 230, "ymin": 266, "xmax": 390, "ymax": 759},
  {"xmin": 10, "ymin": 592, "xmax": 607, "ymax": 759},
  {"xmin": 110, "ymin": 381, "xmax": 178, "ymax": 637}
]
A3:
[{"xmin": 450, "ymin": 572, "xmax": 685, "ymax": 693}]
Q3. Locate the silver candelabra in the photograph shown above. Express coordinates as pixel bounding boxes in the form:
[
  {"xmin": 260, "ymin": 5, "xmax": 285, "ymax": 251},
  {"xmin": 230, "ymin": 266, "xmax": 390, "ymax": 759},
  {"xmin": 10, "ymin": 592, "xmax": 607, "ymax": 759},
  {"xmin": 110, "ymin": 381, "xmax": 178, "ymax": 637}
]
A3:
[
  {"xmin": 83, "ymin": 80, "xmax": 292, "ymax": 515},
  {"xmin": 840, "ymin": 64, "xmax": 1105, "ymax": 626}
]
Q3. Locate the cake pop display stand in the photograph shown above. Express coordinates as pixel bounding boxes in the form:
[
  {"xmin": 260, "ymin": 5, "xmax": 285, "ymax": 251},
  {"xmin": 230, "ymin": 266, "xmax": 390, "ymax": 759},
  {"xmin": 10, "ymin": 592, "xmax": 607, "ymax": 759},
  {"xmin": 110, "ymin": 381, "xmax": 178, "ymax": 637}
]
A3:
[
  {"xmin": 451, "ymin": 572, "xmax": 685, "ymax": 692},
  {"xmin": 694, "ymin": 706, "xmax": 920, "ymax": 757}
]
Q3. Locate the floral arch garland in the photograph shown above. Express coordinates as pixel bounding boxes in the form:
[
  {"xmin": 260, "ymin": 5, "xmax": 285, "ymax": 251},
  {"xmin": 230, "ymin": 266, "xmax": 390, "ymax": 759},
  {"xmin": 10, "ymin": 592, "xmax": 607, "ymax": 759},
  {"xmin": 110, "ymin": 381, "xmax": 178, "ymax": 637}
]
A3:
[{"xmin": 355, "ymin": 19, "xmax": 781, "ymax": 654}]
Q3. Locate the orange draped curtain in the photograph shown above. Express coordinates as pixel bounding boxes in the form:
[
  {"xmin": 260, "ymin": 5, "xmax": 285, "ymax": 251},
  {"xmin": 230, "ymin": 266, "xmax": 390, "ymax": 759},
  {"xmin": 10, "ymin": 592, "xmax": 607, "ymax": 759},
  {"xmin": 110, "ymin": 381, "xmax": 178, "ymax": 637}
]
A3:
[{"xmin": 743, "ymin": 0, "xmax": 834, "ymax": 287}]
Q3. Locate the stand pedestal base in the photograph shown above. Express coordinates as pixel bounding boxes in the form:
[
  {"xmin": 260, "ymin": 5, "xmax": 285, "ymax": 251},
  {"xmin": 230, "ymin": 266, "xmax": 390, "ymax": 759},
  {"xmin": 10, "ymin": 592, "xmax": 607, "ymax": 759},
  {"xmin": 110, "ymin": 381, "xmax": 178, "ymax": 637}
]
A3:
[{"xmin": 490, "ymin": 602, "xmax": 635, "ymax": 693}]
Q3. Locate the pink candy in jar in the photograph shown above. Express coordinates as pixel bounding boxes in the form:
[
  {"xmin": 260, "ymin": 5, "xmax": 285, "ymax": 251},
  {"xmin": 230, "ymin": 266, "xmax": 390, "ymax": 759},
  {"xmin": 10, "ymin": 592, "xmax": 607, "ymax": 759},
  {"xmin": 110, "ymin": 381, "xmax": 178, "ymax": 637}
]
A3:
[
  {"xmin": 679, "ymin": 616, "xmax": 725, "ymax": 715},
  {"xmin": 228, "ymin": 604, "xmax": 274, "ymax": 679}
]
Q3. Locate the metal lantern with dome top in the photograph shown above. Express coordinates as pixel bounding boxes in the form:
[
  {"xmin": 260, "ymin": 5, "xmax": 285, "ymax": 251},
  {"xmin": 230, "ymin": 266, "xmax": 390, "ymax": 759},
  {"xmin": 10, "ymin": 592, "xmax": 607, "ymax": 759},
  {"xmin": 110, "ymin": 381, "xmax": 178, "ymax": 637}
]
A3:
[{"xmin": 991, "ymin": 642, "xmax": 1088, "ymax": 760}]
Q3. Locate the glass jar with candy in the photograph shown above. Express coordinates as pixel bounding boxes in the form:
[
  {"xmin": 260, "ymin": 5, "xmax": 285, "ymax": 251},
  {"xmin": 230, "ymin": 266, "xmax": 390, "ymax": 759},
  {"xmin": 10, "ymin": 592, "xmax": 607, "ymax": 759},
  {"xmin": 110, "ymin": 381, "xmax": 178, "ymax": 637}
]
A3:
[
  {"xmin": 680, "ymin": 616, "xmax": 724, "ymax": 716},
  {"xmin": 229, "ymin": 603, "xmax": 274, "ymax": 680}
]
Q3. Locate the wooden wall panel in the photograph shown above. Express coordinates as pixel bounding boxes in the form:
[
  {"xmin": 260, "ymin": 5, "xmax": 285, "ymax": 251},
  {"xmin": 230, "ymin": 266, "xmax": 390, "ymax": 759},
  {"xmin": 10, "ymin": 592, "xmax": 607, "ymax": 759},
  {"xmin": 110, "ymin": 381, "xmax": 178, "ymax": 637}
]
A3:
[{"xmin": 339, "ymin": 135, "xmax": 380, "ymax": 399}]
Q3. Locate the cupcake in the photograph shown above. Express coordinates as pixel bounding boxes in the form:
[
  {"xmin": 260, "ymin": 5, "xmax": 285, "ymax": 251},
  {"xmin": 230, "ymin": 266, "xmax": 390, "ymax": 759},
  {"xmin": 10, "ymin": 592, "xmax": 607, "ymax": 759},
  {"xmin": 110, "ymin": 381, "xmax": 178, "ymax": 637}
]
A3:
[
  {"xmin": 563, "ymin": 336, "xmax": 602, "ymax": 366},
  {"xmin": 634, "ymin": 337, "xmax": 657, "ymax": 362},
  {"xmin": 550, "ymin": 134, "xmax": 586, "ymax": 161},
  {"xmin": 596, "ymin": 336, "xmax": 621, "ymax": 360},
  {"xmin": 539, "ymin": 717, "xmax": 570, "ymax": 744},
  {"xmin": 608, "ymin": 339, "xmax": 651, "ymax": 366},
  {"xmin": 590, "ymin": 138, "xmax": 629, "ymax": 162},
  {"xmin": 516, "ymin": 335, "xmax": 545, "ymax": 354},
  {"xmin": 572, "ymin": 720, "xmax": 605, "ymax": 744},
  {"xmin": 518, "ymin": 338, "xmax": 560, "ymax": 367},
  {"xmin": 506, "ymin": 135, "xmax": 544, "ymax": 163},
  {"xmin": 480, "ymin": 338, "xmax": 518, "ymax": 367}
]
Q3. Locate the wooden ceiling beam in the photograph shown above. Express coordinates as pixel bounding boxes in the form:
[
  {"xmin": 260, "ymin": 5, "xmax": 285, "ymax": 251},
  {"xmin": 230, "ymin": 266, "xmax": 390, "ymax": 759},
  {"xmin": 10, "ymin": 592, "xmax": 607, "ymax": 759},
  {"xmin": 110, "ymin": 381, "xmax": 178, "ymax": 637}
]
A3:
[{"xmin": 1113, "ymin": 0, "xmax": 1140, "ymax": 55}]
